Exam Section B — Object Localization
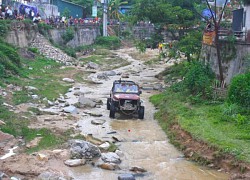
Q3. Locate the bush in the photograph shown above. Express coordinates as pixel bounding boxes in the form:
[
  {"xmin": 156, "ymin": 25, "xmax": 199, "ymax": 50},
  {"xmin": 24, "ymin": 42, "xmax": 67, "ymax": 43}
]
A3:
[
  {"xmin": 0, "ymin": 21, "xmax": 9, "ymax": 37},
  {"xmin": 61, "ymin": 27, "xmax": 75, "ymax": 44},
  {"xmin": 0, "ymin": 43, "xmax": 21, "ymax": 67},
  {"xmin": 183, "ymin": 61, "xmax": 215, "ymax": 98},
  {"xmin": 95, "ymin": 36, "xmax": 121, "ymax": 50},
  {"xmin": 228, "ymin": 72, "xmax": 250, "ymax": 107},
  {"xmin": 28, "ymin": 47, "xmax": 39, "ymax": 54},
  {"xmin": 38, "ymin": 23, "xmax": 53, "ymax": 36}
]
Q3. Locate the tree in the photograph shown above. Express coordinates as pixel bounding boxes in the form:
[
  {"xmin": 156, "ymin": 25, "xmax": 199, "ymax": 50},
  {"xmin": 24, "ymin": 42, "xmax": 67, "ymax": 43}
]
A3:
[
  {"xmin": 204, "ymin": 0, "xmax": 229, "ymax": 84},
  {"xmin": 131, "ymin": 0, "xmax": 196, "ymax": 39},
  {"xmin": 177, "ymin": 31, "xmax": 202, "ymax": 61},
  {"xmin": 109, "ymin": 0, "xmax": 128, "ymax": 20}
]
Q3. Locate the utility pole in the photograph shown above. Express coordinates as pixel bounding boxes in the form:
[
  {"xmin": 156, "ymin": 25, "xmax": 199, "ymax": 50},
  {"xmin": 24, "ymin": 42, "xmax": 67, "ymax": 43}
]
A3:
[{"xmin": 102, "ymin": 0, "xmax": 108, "ymax": 36}]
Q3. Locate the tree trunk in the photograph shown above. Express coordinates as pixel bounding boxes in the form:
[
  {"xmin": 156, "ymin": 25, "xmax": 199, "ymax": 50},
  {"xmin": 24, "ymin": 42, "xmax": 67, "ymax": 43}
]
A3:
[{"xmin": 214, "ymin": 23, "xmax": 224, "ymax": 84}]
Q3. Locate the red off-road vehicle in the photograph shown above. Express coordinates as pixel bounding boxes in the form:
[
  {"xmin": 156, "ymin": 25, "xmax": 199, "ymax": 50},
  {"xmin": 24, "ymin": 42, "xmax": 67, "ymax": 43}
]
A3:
[{"xmin": 107, "ymin": 80, "xmax": 145, "ymax": 119}]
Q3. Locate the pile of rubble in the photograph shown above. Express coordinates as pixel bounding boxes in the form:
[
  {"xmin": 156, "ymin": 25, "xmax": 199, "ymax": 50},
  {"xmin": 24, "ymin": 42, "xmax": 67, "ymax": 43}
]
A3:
[{"xmin": 30, "ymin": 34, "xmax": 76, "ymax": 65}]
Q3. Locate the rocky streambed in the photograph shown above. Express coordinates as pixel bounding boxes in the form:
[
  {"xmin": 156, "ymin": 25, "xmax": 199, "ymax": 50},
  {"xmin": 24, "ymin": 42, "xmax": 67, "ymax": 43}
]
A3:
[{"xmin": 0, "ymin": 48, "xmax": 229, "ymax": 180}]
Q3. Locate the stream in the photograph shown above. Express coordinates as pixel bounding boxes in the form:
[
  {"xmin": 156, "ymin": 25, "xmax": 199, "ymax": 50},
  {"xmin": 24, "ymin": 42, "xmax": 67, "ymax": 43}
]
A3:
[{"xmin": 67, "ymin": 48, "xmax": 229, "ymax": 180}]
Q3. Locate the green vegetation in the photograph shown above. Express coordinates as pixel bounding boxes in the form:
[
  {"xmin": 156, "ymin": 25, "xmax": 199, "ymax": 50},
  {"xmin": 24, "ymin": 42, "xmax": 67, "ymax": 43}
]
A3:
[
  {"xmin": 94, "ymin": 36, "xmax": 121, "ymax": 50},
  {"xmin": 61, "ymin": 27, "xmax": 75, "ymax": 44},
  {"xmin": 3, "ymin": 55, "xmax": 74, "ymax": 104},
  {"xmin": 151, "ymin": 62, "xmax": 250, "ymax": 163},
  {"xmin": 0, "ymin": 101, "xmax": 64, "ymax": 153},
  {"xmin": 79, "ymin": 48, "xmax": 130, "ymax": 70},
  {"xmin": 228, "ymin": 72, "xmax": 250, "ymax": 107},
  {"xmin": 0, "ymin": 39, "xmax": 22, "ymax": 78}
]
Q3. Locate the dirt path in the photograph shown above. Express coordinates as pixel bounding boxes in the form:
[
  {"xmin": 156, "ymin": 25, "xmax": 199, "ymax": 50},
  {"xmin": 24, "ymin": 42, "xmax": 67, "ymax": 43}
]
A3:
[{"xmin": 0, "ymin": 48, "xmax": 229, "ymax": 180}]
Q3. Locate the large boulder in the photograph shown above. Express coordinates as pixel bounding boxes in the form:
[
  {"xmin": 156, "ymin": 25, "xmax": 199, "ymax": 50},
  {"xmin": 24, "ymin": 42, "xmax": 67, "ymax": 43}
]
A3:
[
  {"xmin": 38, "ymin": 171, "xmax": 70, "ymax": 180},
  {"xmin": 63, "ymin": 105, "xmax": 78, "ymax": 114},
  {"xmin": 105, "ymin": 70, "xmax": 116, "ymax": 76},
  {"xmin": 101, "ymin": 152, "xmax": 121, "ymax": 164},
  {"xmin": 86, "ymin": 62, "xmax": 99, "ymax": 69},
  {"xmin": 64, "ymin": 159, "xmax": 86, "ymax": 167},
  {"xmin": 68, "ymin": 139, "xmax": 101, "ymax": 159},
  {"xmin": 77, "ymin": 96, "xmax": 96, "ymax": 108}
]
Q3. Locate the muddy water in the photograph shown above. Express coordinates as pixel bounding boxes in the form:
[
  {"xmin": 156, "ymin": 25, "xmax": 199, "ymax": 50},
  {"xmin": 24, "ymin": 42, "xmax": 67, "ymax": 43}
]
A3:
[{"xmin": 71, "ymin": 49, "xmax": 229, "ymax": 180}]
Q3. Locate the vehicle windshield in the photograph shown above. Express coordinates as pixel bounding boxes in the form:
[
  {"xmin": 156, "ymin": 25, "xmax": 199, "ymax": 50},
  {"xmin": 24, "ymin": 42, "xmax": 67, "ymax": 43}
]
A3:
[{"xmin": 114, "ymin": 83, "xmax": 139, "ymax": 93}]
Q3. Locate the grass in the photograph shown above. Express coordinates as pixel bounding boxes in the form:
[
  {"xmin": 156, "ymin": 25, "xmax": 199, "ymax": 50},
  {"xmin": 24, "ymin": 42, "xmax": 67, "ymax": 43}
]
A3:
[
  {"xmin": 0, "ymin": 103, "xmax": 64, "ymax": 153},
  {"xmin": 79, "ymin": 49, "xmax": 130, "ymax": 71},
  {"xmin": 150, "ymin": 90, "xmax": 250, "ymax": 162},
  {"xmin": 5, "ymin": 57, "xmax": 74, "ymax": 103}
]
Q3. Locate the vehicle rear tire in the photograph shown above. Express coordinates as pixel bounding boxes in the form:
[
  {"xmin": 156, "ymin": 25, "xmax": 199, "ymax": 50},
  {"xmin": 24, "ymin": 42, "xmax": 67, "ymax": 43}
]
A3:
[
  {"xmin": 107, "ymin": 98, "xmax": 111, "ymax": 110},
  {"xmin": 138, "ymin": 106, "xmax": 144, "ymax": 119},
  {"xmin": 109, "ymin": 102, "xmax": 115, "ymax": 118}
]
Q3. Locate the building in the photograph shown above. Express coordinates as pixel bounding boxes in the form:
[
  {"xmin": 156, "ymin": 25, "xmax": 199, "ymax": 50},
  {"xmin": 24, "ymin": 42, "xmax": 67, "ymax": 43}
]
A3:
[{"xmin": 52, "ymin": 0, "xmax": 84, "ymax": 18}]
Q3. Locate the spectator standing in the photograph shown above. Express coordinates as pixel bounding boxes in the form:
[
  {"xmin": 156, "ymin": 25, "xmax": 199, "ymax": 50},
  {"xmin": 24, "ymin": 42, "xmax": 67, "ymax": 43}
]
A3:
[
  {"xmin": 20, "ymin": 6, "xmax": 25, "ymax": 16},
  {"xmin": 33, "ymin": 13, "xmax": 41, "ymax": 24},
  {"xmin": 6, "ymin": 7, "xmax": 13, "ymax": 19},
  {"xmin": 13, "ymin": 8, "xmax": 18, "ymax": 19}
]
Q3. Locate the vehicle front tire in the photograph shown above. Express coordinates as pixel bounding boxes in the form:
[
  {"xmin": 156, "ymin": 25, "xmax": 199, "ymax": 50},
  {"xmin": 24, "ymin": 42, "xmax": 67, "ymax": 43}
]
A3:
[
  {"xmin": 109, "ymin": 102, "xmax": 115, "ymax": 118},
  {"xmin": 138, "ymin": 106, "xmax": 144, "ymax": 119},
  {"xmin": 107, "ymin": 98, "xmax": 111, "ymax": 110}
]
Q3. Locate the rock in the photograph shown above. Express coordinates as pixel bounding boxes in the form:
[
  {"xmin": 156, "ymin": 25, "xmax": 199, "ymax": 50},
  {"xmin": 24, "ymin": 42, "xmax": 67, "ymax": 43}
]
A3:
[
  {"xmin": 99, "ymin": 142, "xmax": 110, "ymax": 150},
  {"xmin": 91, "ymin": 119, "xmax": 106, "ymax": 125},
  {"xmin": 64, "ymin": 159, "xmax": 86, "ymax": 167},
  {"xmin": 25, "ymin": 86, "xmax": 38, "ymax": 91},
  {"xmin": 77, "ymin": 96, "xmax": 96, "ymax": 108},
  {"xmin": 105, "ymin": 70, "xmax": 116, "ymax": 76},
  {"xmin": 69, "ymin": 139, "xmax": 101, "ymax": 159},
  {"xmin": 115, "ymin": 150, "xmax": 124, "ymax": 157},
  {"xmin": 153, "ymin": 83, "xmax": 163, "ymax": 91},
  {"xmin": 73, "ymin": 91, "xmax": 85, "ymax": 96},
  {"xmin": 141, "ymin": 86, "xmax": 154, "ymax": 90},
  {"xmin": 118, "ymin": 174, "xmax": 135, "ymax": 180},
  {"xmin": 10, "ymin": 177, "xmax": 19, "ymax": 180},
  {"xmin": 121, "ymin": 73, "xmax": 129, "ymax": 78},
  {"xmin": 62, "ymin": 78, "xmax": 75, "ymax": 83},
  {"xmin": 39, "ymin": 109, "xmax": 59, "ymax": 115},
  {"xmin": 97, "ymin": 162, "xmax": 120, "ymax": 171},
  {"xmin": 31, "ymin": 95, "xmax": 39, "ymax": 99},
  {"xmin": 101, "ymin": 152, "xmax": 121, "ymax": 164},
  {"xmin": 47, "ymin": 100, "xmax": 54, "ymax": 106},
  {"xmin": 37, "ymin": 153, "xmax": 49, "ymax": 161},
  {"xmin": 38, "ymin": 171, "xmax": 70, "ymax": 180},
  {"xmin": 0, "ymin": 172, "xmax": 8, "ymax": 179},
  {"xmin": 63, "ymin": 105, "xmax": 78, "ymax": 114},
  {"xmin": 0, "ymin": 120, "xmax": 6, "ymax": 126},
  {"xmin": 3, "ymin": 103, "xmax": 14, "ymax": 109},
  {"xmin": 87, "ymin": 62, "xmax": 99, "ymax": 69},
  {"xmin": 26, "ymin": 137, "xmax": 43, "ymax": 148},
  {"xmin": 129, "ymin": 166, "xmax": 147, "ymax": 173},
  {"xmin": 86, "ymin": 111, "xmax": 103, "ymax": 117},
  {"xmin": 57, "ymin": 97, "xmax": 66, "ymax": 103},
  {"xmin": 97, "ymin": 73, "xmax": 109, "ymax": 80}
]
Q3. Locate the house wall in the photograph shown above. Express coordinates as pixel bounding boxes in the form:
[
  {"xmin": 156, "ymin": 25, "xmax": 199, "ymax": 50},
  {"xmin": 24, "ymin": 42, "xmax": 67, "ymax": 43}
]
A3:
[
  {"xmin": 244, "ymin": 5, "xmax": 250, "ymax": 31},
  {"xmin": 53, "ymin": 0, "xmax": 83, "ymax": 18}
]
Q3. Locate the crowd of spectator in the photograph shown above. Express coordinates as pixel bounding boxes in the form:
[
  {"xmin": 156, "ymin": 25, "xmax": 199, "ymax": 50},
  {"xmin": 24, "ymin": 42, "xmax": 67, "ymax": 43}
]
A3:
[
  {"xmin": 0, "ymin": 4, "xmax": 41, "ymax": 23},
  {"xmin": 0, "ymin": 3, "xmax": 101, "ymax": 28},
  {"xmin": 45, "ymin": 16, "xmax": 100, "ymax": 28}
]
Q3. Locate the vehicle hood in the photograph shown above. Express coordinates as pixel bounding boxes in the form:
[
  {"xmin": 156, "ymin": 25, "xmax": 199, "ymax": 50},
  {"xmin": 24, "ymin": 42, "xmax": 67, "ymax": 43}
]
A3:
[{"xmin": 113, "ymin": 93, "xmax": 140, "ymax": 100}]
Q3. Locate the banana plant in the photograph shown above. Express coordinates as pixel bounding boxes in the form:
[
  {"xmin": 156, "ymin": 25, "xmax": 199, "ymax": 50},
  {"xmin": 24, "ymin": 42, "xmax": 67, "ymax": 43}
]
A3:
[{"xmin": 108, "ymin": 0, "xmax": 128, "ymax": 20}]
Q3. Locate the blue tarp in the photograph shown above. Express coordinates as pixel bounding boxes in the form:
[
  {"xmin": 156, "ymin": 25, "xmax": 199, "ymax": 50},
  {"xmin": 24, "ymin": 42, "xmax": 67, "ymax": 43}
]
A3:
[
  {"xmin": 19, "ymin": 4, "xmax": 38, "ymax": 16},
  {"xmin": 202, "ymin": 9, "xmax": 215, "ymax": 19}
]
